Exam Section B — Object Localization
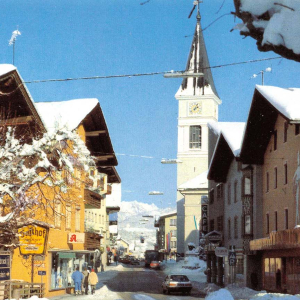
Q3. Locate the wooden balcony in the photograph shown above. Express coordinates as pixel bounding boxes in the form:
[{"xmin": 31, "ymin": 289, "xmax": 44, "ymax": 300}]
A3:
[
  {"xmin": 84, "ymin": 232, "xmax": 102, "ymax": 250},
  {"xmin": 84, "ymin": 189, "xmax": 101, "ymax": 209},
  {"xmin": 250, "ymin": 227, "xmax": 300, "ymax": 251}
]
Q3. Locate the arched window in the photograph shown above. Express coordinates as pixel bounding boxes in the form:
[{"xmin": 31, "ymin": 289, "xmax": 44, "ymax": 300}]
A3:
[{"xmin": 189, "ymin": 125, "xmax": 201, "ymax": 149}]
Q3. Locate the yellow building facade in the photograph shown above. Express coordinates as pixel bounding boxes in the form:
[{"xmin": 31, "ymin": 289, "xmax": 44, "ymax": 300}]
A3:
[{"xmin": 0, "ymin": 66, "xmax": 119, "ymax": 297}]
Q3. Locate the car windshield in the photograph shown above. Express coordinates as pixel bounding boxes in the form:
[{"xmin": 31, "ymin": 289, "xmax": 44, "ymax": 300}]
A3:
[{"xmin": 170, "ymin": 275, "xmax": 189, "ymax": 282}]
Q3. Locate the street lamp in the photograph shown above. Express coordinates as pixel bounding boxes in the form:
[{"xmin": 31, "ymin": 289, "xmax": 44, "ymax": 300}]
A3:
[
  {"xmin": 148, "ymin": 191, "xmax": 164, "ymax": 195},
  {"xmin": 164, "ymin": 71, "xmax": 204, "ymax": 78},
  {"xmin": 161, "ymin": 158, "xmax": 182, "ymax": 164}
]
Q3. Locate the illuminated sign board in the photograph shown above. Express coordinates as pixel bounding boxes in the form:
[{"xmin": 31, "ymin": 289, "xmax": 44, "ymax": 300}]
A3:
[{"xmin": 18, "ymin": 224, "xmax": 48, "ymax": 255}]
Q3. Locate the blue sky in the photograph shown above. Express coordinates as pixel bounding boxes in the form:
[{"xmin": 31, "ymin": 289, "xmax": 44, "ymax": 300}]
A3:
[{"xmin": 1, "ymin": 0, "xmax": 300, "ymax": 209}]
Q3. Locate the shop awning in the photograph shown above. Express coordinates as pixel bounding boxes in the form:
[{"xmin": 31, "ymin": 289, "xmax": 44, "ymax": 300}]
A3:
[{"xmin": 58, "ymin": 252, "xmax": 76, "ymax": 259}]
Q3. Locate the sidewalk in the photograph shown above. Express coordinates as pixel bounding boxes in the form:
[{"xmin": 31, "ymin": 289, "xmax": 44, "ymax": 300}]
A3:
[{"xmin": 49, "ymin": 264, "xmax": 123, "ymax": 300}]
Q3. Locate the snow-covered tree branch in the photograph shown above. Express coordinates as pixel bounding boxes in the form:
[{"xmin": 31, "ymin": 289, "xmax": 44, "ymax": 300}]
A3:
[
  {"xmin": 0, "ymin": 124, "xmax": 94, "ymax": 248},
  {"xmin": 233, "ymin": 0, "xmax": 300, "ymax": 62}
]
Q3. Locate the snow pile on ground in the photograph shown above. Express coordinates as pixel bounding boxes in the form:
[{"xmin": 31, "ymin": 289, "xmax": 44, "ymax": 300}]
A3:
[
  {"xmin": 205, "ymin": 287, "xmax": 300, "ymax": 300},
  {"xmin": 206, "ymin": 288, "xmax": 234, "ymax": 300},
  {"xmin": 163, "ymin": 260, "xmax": 300, "ymax": 300}
]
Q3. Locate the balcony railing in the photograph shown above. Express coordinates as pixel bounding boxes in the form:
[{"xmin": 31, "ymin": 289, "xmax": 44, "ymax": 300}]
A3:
[
  {"xmin": 0, "ymin": 281, "xmax": 45, "ymax": 299},
  {"xmin": 250, "ymin": 227, "xmax": 300, "ymax": 251}
]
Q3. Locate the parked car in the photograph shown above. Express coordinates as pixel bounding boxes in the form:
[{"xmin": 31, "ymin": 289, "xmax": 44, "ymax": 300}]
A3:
[
  {"xmin": 150, "ymin": 261, "xmax": 161, "ymax": 270},
  {"xmin": 162, "ymin": 274, "xmax": 192, "ymax": 295},
  {"xmin": 130, "ymin": 258, "xmax": 140, "ymax": 265}
]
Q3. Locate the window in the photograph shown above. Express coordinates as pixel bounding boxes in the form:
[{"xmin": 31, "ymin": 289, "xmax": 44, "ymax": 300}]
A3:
[
  {"xmin": 266, "ymin": 213, "xmax": 270, "ymax": 234},
  {"xmin": 244, "ymin": 215, "xmax": 251, "ymax": 235},
  {"xmin": 75, "ymin": 207, "xmax": 80, "ymax": 231},
  {"xmin": 171, "ymin": 230, "xmax": 177, "ymax": 237},
  {"xmin": 66, "ymin": 205, "xmax": 71, "ymax": 229},
  {"xmin": 209, "ymin": 189, "xmax": 215, "ymax": 204},
  {"xmin": 295, "ymin": 124, "xmax": 300, "ymax": 135},
  {"xmin": 274, "ymin": 167, "xmax": 278, "ymax": 189},
  {"xmin": 54, "ymin": 201, "xmax": 61, "ymax": 228},
  {"xmin": 234, "ymin": 181, "xmax": 238, "ymax": 203},
  {"xmin": 217, "ymin": 216, "xmax": 223, "ymax": 232},
  {"xmin": 217, "ymin": 184, "xmax": 223, "ymax": 201},
  {"xmin": 284, "ymin": 163, "xmax": 288, "ymax": 185},
  {"xmin": 171, "ymin": 241, "xmax": 177, "ymax": 248},
  {"xmin": 266, "ymin": 172, "xmax": 269, "ymax": 192},
  {"xmin": 170, "ymin": 219, "xmax": 176, "ymax": 226},
  {"xmin": 244, "ymin": 176, "xmax": 251, "ymax": 195},
  {"xmin": 189, "ymin": 125, "xmax": 201, "ymax": 149},
  {"xmin": 234, "ymin": 216, "xmax": 238, "ymax": 239},
  {"xmin": 274, "ymin": 130, "xmax": 277, "ymax": 150},
  {"xmin": 275, "ymin": 211, "xmax": 278, "ymax": 231},
  {"xmin": 228, "ymin": 218, "xmax": 231, "ymax": 240},
  {"xmin": 210, "ymin": 219, "xmax": 215, "ymax": 231},
  {"xmin": 285, "ymin": 209, "xmax": 288, "ymax": 230},
  {"xmin": 227, "ymin": 184, "xmax": 231, "ymax": 205},
  {"xmin": 284, "ymin": 121, "xmax": 288, "ymax": 143}
]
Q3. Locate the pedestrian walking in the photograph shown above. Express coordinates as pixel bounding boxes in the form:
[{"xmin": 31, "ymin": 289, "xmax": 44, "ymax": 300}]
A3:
[
  {"xmin": 82, "ymin": 267, "xmax": 89, "ymax": 295},
  {"xmin": 88, "ymin": 268, "xmax": 98, "ymax": 295},
  {"xmin": 72, "ymin": 267, "xmax": 84, "ymax": 295}
]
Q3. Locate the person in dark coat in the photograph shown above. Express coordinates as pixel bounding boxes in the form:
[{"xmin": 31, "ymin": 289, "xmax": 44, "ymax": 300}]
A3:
[
  {"xmin": 82, "ymin": 268, "xmax": 89, "ymax": 295},
  {"xmin": 72, "ymin": 267, "xmax": 84, "ymax": 295}
]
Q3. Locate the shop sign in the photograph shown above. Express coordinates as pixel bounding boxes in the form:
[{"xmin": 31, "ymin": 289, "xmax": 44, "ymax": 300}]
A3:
[
  {"xmin": 206, "ymin": 231, "xmax": 222, "ymax": 243},
  {"xmin": 18, "ymin": 224, "xmax": 48, "ymax": 255},
  {"xmin": 215, "ymin": 247, "xmax": 228, "ymax": 257},
  {"xmin": 68, "ymin": 233, "xmax": 85, "ymax": 243},
  {"xmin": 34, "ymin": 261, "xmax": 45, "ymax": 268},
  {"xmin": 201, "ymin": 204, "xmax": 208, "ymax": 234}
]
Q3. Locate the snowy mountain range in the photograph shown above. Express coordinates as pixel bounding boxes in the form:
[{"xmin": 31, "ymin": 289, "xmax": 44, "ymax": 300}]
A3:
[{"xmin": 117, "ymin": 201, "xmax": 175, "ymax": 257}]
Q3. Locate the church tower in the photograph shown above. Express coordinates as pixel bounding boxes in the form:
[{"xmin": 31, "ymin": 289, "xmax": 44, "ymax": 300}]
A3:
[{"xmin": 176, "ymin": 2, "xmax": 221, "ymax": 254}]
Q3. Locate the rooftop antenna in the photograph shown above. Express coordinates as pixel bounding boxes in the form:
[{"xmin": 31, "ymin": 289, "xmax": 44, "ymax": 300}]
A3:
[
  {"xmin": 251, "ymin": 67, "xmax": 272, "ymax": 85},
  {"xmin": 9, "ymin": 26, "xmax": 21, "ymax": 65}
]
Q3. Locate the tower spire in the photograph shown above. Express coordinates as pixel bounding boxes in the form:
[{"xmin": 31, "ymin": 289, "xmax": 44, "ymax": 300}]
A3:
[{"xmin": 179, "ymin": 0, "xmax": 219, "ymax": 98}]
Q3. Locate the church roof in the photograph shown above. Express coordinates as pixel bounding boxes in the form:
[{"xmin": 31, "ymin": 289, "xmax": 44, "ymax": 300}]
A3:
[{"xmin": 176, "ymin": 13, "xmax": 220, "ymax": 99}]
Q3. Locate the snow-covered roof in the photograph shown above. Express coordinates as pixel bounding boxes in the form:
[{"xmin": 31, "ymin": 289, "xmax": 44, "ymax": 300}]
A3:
[
  {"xmin": 208, "ymin": 122, "xmax": 245, "ymax": 182},
  {"xmin": 256, "ymin": 85, "xmax": 300, "ymax": 121},
  {"xmin": 208, "ymin": 122, "xmax": 246, "ymax": 156},
  {"xmin": 0, "ymin": 64, "xmax": 16, "ymax": 77},
  {"xmin": 178, "ymin": 170, "xmax": 208, "ymax": 190},
  {"xmin": 240, "ymin": 85, "xmax": 300, "ymax": 164},
  {"xmin": 35, "ymin": 98, "xmax": 99, "ymax": 132},
  {"xmin": 160, "ymin": 210, "xmax": 177, "ymax": 218}
]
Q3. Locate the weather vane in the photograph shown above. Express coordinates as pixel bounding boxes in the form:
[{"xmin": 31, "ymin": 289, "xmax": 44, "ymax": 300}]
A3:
[{"xmin": 188, "ymin": 0, "xmax": 203, "ymax": 18}]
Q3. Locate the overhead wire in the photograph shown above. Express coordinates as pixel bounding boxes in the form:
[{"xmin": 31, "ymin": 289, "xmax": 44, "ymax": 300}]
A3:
[{"xmin": 24, "ymin": 57, "xmax": 281, "ymax": 84}]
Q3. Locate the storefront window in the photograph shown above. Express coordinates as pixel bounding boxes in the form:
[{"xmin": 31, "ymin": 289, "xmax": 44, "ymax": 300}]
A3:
[{"xmin": 50, "ymin": 252, "xmax": 91, "ymax": 290}]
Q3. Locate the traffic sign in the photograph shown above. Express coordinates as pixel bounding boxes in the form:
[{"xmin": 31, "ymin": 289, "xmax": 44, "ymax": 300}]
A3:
[
  {"xmin": 228, "ymin": 251, "xmax": 236, "ymax": 266},
  {"xmin": 38, "ymin": 271, "xmax": 46, "ymax": 276}
]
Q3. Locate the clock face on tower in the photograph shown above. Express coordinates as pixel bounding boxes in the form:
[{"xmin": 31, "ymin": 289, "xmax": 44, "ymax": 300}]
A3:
[{"xmin": 189, "ymin": 102, "xmax": 202, "ymax": 115}]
